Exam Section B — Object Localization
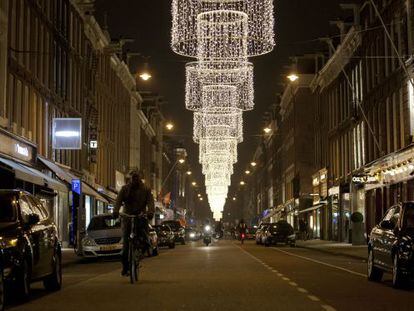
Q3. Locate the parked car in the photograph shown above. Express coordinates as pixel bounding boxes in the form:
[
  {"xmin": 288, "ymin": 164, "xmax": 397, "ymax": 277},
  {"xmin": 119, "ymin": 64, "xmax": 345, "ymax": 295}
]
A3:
[
  {"xmin": 154, "ymin": 225, "xmax": 175, "ymax": 249},
  {"xmin": 81, "ymin": 214, "xmax": 122, "ymax": 258},
  {"xmin": 255, "ymin": 223, "xmax": 270, "ymax": 244},
  {"xmin": 162, "ymin": 220, "xmax": 185, "ymax": 245},
  {"xmin": 148, "ymin": 225, "xmax": 159, "ymax": 256},
  {"xmin": 263, "ymin": 221, "xmax": 296, "ymax": 247},
  {"xmin": 246, "ymin": 227, "xmax": 257, "ymax": 240},
  {"xmin": 368, "ymin": 202, "xmax": 414, "ymax": 288},
  {"xmin": 0, "ymin": 190, "xmax": 62, "ymax": 301}
]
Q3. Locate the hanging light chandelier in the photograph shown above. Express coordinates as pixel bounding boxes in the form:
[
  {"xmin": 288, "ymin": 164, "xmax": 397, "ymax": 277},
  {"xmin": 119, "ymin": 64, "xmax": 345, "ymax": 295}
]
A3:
[{"xmin": 171, "ymin": 0, "xmax": 275, "ymax": 220}]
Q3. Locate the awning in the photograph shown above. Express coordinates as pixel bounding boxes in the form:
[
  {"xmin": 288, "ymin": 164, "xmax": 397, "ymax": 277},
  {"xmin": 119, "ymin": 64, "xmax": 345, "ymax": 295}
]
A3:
[
  {"xmin": 0, "ymin": 157, "xmax": 67, "ymax": 192},
  {"xmin": 82, "ymin": 183, "xmax": 109, "ymax": 204},
  {"xmin": 299, "ymin": 202, "xmax": 327, "ymax": 214},
  {"xmin": 38, "ymin": 156, "xmax": 108, "ymax": 203}
]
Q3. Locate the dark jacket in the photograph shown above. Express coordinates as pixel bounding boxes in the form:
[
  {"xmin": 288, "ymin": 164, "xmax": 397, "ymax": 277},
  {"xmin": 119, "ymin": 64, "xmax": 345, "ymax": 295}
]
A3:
[{"xmin": 114, "ymin": 183, "xmax": 155, "ymax": 216}]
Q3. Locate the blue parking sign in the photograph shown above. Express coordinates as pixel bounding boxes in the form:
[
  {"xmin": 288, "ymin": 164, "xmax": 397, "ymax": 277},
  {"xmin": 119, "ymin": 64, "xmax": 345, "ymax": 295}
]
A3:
[{"xmin": 71, "ymin": 179, "xmax": 82, "ymax": 195}]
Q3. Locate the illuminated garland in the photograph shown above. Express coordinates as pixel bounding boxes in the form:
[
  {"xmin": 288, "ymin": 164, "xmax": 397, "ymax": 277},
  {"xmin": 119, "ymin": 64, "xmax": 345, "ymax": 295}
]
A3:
[{"xmin": 171, "ymin": 0, "xmax": 275, "ymax": 220}]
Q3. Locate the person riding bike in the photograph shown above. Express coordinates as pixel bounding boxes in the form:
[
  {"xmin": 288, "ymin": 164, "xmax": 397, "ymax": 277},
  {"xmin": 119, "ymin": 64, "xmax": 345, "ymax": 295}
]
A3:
[
  {"xmin": 113, "ymin": 170, "xmax": 155, "ymax": 276},
  {"xmin": 238, "ymin": 219, "xmax": 247, "ymax": 240}
]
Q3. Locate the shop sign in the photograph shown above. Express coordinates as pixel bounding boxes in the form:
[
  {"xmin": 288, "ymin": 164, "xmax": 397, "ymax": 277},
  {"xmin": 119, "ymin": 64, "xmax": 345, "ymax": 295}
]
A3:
[
  {"xmin": 0, "ymin": 130, "xmax": 35, "ymax": 162},
  {"xmin": 52, "ymin": 118, "xmax": 82, "ymax": 150},
  {"xmin": 352, "ymin": 175, "xmax": 379, "ymax": 185}
]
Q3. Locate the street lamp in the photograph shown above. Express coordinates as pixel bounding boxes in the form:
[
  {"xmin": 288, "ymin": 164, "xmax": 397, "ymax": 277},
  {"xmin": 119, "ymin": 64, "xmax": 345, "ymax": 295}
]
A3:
[
  {"xmin": 165, "ymin": 122, "xmax": 174, "ymax": 131},
  {"xmin": 139, "ymin": 60, "xmax": 152, "ymax": 81},
  {"xmin": 287, "ymin": 73, "xmax": 299, "ymax": 82},
  {"xmin": 139, "ymin": 72, "xmax": 152, "ymax": 81},
  {"xmin": 245, "ymin": 170, "xmax": 251, "ymax": 175},
  {"xmin": 192, "ymin": 181, "xmax": 197, "ymax": 186},
  {"xmin": 250, "ymin": 161, "xmax": 257, "ymax": 167},
  {"xmin": 197, "ymin": 193, "xmax": 201, "ymax": 197},
  {"xmin": 186, "ymin": 171, "xmax": 192, "ymax": 175},
  {"xmin": 232, "ymin": 197, "xmax": 236, "ymax": 201},
  {"xmin": 240, "ymin": 181, "xmax": 246, "ymax": 186},
  {"xmin": 263, "ymin": 127, "xmax": 272, "ymax": 134},
  {"xmin": 161, "ymin": 158, "xmax": 186, "ymax": 189},
  {"xmin": 199, "ymin": 197, "xmax": 203, "ymax": 201}
]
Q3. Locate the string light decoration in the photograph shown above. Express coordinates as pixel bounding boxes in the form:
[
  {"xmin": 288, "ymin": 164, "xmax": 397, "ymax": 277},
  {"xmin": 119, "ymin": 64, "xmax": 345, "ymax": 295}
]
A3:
[
  {"xmin": 186, "ymin": 62, "xmax": 254, "ymax": 111},
  {"xmin": 197, "ymin": 10, "xmax": 248, "ymax": 61},
  {"xmin": 171, "ymin": 0, "xmax": 275, "ymax": 58},
  {"xmin": 193, "ymin": 109, "xmax": 243, "ymax": 143},
  {"xmin": 171, "ymin": 0, "xmax": 275, "ymax": 220}
]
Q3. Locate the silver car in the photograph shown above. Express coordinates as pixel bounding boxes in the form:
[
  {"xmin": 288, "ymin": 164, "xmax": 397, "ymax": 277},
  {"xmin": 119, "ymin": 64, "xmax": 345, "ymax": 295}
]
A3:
[{"xmin": 81, "ymin": 214, "xmax": 123, "ymax": 258}]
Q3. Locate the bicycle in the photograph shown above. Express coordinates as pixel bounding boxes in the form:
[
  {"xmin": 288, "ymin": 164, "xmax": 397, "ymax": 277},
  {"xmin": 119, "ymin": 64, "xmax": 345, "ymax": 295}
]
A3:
[{"xmin": 121, "ymin": 213, "xmax": 147, "ymax": 284}]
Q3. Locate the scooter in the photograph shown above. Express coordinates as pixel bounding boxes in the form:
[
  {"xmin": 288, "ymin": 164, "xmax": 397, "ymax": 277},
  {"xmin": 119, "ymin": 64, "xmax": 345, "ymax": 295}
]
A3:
[{"xmin": 203, "ymin": 225, "xmax": 212, "ymax": 246}]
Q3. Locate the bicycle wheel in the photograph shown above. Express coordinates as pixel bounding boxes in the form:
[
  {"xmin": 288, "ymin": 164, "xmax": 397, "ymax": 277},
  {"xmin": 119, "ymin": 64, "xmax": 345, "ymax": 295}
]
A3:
[{"xmin": 129, "ymin": 241, "xmax": 137, "ymax": 284}]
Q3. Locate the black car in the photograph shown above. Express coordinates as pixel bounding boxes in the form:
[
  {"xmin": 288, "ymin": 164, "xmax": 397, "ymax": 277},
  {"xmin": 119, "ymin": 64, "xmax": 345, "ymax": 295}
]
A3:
[
  {"xmin": 162, "ymin": 221, "xmax": 185, "ymax": 245},
  {"xmin": 264, "ymin": 221, "xmax": 296, "ymax": 247},
  {"xmin": 154, "ymin": 225, "xmax": 175, "ymax": 249},
  {"xmin": 368, "ymin": 202, "xmax": 414, "ymax": 288},
  {"xmin": 0, "ymin": 190, "xmax": 62, "ymax": 301}
]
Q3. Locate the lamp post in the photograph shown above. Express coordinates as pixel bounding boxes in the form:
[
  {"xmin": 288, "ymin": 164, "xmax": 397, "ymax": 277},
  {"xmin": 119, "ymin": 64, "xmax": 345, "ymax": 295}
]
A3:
[{"xmin": 161, "ymin": 158, "xmax": 185, "ymax": 190}]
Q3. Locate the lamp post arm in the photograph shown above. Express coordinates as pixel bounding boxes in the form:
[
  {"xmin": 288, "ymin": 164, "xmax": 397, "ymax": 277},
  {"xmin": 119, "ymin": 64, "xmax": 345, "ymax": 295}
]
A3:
[{"xmin": 160, "ymin": 160, "xmax": 179, "ymax": 192}]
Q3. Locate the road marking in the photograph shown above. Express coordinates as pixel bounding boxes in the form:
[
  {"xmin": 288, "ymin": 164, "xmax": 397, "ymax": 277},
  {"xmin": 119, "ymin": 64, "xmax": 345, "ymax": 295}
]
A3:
[
  {"xmin": 271, "ymin": 248, "xmax": 366, "ymax": 278},
  {"xmin": 236, "ymin": 243, "xmax": 338, "ymax": 311},
  {"xmin": 307, "ymin": 295, "xmax": 320, "ymax": 301}
]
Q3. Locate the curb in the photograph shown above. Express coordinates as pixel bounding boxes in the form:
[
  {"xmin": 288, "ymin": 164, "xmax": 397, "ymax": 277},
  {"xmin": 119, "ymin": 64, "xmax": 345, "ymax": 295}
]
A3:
[{"xmin": 296, "ymin": 244, "xmax": 367, "ymax": 261}]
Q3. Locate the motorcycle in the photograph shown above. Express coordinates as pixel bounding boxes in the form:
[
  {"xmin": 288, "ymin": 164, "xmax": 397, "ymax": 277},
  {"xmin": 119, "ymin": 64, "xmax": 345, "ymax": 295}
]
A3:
[{"xmin": 203, "ymin": 225, "xmax": 212, "ymax": 246}]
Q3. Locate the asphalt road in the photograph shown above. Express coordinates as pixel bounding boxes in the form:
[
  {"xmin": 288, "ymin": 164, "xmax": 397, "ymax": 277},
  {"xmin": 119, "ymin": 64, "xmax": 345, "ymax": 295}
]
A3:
[{"xmin": 7, "ymin": 240, "xmax": 414, "ymax": 311}]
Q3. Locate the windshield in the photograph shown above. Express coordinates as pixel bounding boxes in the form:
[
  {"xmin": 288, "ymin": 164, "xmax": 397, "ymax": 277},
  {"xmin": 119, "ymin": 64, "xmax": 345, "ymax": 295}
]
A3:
[
  {"xmin": 270, "ymin": 222, "xmax": 294, "ymax": 234},
  {"xmin": 88, "ymin": 217, "xmax": 120, "ymax": 231},
  {"xmin": 403, "ymin": 203, "xmax": 414, "ymax": 232},
  {"xmin": 0, "ymin": 193, "xmax": 18, "ymax": 223}
]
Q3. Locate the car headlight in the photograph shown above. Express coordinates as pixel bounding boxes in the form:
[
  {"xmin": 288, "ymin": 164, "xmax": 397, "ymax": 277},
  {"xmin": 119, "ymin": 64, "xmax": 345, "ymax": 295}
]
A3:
[
  {"xmin": 189, "ymin": 233, "xmax": 196, "ymax": 238},
  {"xmin": 82, "ymin": 236, "xmax": 97, "ymax": 247},
  {"xmin": 205, "ymin": 225, "xmax": 211, "ymax": 232},
  {"xmin": 0, "ymin": 237, "xmax": 18, "ymax": 248}
]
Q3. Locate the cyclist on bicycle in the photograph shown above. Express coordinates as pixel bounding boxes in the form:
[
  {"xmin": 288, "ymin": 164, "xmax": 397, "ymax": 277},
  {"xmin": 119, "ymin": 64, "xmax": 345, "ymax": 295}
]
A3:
[{"xmin": 113, "ymin": 170, "xmax": 155, "ymax": 276}]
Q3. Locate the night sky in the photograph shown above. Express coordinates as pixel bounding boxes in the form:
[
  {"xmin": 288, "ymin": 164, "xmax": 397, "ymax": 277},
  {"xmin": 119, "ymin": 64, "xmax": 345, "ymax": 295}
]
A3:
[{"xmin": 95, "ymin": 0, "xmax": 346, "ymax": 198}]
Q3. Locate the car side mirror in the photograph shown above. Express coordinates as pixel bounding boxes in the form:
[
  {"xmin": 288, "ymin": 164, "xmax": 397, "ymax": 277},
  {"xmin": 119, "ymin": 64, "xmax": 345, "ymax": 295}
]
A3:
[{"xmin": 27, "ymin": 214, "xmax": 40, "ymax": 226}]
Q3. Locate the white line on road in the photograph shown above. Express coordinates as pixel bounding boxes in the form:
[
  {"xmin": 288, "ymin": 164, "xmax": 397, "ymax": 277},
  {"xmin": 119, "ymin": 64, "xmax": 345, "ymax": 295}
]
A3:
[
  {"xmin": 322, "ymin": 305, "xmax": 337, "ymax": 311},
  {"xmin": 289, "ymin": 282, "xmax": 298, "ymax": 287},
  {"xmin": 307, "ymin": 295, "xmax": 320, "ymax": 302},
  {"xmin": 297, "ymin": 288, "xmax": 308, "ymax": 293},
  {"xmin": 271, "ymin": 248, "xmax": 366, "ymax": 278}
]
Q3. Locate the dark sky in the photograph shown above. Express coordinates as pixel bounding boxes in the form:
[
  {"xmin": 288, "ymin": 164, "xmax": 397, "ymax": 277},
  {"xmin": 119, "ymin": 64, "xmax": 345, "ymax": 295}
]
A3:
[{"xmin": 95, "ymin": 0, "xmax": 346, "ymax": 197}]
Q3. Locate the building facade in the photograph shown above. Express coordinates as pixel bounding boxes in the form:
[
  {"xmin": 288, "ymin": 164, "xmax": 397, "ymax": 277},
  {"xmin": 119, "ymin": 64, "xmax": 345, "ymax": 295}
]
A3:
[
  {"xmin": 0, "ymin": 0, "xmax": 165, "ymax": 249},
  {"xmin": 312, "ymin": 0, "xmax": 414, "ymax": 243}
]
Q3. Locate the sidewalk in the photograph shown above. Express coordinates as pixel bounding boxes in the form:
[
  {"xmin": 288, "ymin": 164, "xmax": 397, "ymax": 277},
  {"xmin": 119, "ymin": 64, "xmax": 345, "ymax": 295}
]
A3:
[
  {"xmin": 296, "ymin": 239, "xmax": 368, "ymax": 261},
  {"xmin": 62, "ymin": 248, "xmax": 81, "ymax": 268}
]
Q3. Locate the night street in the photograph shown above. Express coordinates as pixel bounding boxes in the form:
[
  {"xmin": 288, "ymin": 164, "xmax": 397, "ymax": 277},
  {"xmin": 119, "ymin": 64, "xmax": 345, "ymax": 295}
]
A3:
[{"xmin": 7, "ymin": 241, "xmax": 413, "ymax": 311}]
